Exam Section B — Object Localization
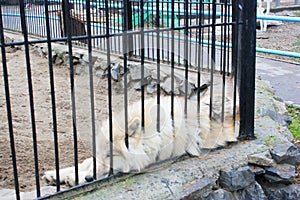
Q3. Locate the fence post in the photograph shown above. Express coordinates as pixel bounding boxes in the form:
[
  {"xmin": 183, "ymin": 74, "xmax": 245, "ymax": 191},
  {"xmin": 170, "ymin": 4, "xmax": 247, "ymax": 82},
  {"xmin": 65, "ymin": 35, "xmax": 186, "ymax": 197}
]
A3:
[
  {"xmin": 126, "ymin": 0, "xmax": 133, "ymax": 57},
  {"xmin": 60, "ymin": 0, "xmax": 67, "ymax": 37},
  {"xmin": 237, "ymin": 0, "xmax": 256, "ymax": 140}
]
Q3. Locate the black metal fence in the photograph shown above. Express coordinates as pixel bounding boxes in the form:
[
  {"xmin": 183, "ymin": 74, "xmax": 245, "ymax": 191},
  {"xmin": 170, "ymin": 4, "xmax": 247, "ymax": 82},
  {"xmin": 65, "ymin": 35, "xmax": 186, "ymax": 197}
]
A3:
[{"xmin": 0, "ymin": 0, "xmax": 256, "ymax": 199}]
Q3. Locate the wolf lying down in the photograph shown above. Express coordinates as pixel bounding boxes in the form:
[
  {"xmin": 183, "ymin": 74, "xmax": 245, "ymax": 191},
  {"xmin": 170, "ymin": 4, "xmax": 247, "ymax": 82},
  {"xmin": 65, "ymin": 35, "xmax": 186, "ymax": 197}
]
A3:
[{"xmin": 43, "ymin": 94, "xmax": 237, "ymax": 187}]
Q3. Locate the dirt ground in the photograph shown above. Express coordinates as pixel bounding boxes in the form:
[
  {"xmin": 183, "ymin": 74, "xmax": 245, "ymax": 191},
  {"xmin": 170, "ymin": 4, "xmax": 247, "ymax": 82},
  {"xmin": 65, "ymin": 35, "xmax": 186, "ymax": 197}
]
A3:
[
  {"xmin": 0, "ymin": 45, "xmax": 144, "ymax": 191},
  {"xmin": 256, "ymin": 9, "xmax": 300, "ymax": 63},
  {"xmin": 0, "ymin": 45, "xmax": 156, "ymax": 192},
  {"xmin": 0, "ymin": 8, "xmax": 299, "ymax": 193},
  {"xmin": 0, "ymin": 47, "xmax": 95, "ymax": 191}
]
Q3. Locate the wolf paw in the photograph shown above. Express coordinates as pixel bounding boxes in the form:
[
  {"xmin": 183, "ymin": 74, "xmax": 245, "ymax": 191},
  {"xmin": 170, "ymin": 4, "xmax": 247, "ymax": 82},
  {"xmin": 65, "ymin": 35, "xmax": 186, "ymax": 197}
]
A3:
[
  {"xmin": 65, "ymin": 175, "xmax": 76, "ymax": 187},
  {"xmin": 65, "ymin": 173, "xmax": 90, "ymax": 187},
  {"xmin": 42, "ymin": 170, "xmax": 58, "ymax": 185}
]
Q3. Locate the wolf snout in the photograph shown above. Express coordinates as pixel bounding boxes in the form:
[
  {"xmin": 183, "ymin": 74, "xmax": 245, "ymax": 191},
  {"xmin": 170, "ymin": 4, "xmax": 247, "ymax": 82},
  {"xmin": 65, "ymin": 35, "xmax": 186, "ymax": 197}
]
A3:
[{"xmin": 85, "ymin": 175, "xmax": 94, "ymax": 182}]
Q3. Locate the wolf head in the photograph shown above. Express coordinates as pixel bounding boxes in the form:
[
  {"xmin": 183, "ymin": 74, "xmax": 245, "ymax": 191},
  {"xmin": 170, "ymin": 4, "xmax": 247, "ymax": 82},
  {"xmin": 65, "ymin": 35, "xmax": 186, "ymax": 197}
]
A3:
[{"xmin": 94, "ymin": 97, "xmax": 177, "ymax": 178}]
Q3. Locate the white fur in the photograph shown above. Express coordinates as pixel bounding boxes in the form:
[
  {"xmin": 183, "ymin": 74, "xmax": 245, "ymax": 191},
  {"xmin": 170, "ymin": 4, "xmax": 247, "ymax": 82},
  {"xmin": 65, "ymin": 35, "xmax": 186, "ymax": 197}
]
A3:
[{"xmin": 43, "ymin": 93, "xmax": 237, "ymax": 186}]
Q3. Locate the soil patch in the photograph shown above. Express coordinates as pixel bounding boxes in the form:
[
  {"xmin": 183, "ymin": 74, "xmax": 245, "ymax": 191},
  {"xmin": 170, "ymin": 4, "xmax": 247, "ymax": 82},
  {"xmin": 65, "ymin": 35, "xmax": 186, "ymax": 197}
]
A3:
[
  {"xmin": 0, "ymin": 47, "xmax": 112, "ymax": 191},
  {"xmin": 256, "ymin": 10, "xmax": 300, "ymax": 63}
]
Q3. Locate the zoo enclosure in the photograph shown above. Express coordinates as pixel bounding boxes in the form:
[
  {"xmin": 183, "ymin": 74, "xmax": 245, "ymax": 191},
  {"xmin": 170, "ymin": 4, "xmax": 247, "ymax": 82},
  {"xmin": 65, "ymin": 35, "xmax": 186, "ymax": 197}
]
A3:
[{"xmin": 0, "ymin": 0, "xmax": 256, "ymax": 199}]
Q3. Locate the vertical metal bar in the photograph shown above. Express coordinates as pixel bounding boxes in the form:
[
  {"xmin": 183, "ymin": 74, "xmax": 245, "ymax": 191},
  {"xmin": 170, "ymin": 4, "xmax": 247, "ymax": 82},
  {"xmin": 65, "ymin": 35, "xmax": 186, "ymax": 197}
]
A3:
[
  {"xmin": 113, "ymin": 0, "xmax": 117, "ymax": 53},
  {"xmin": 161, "ymin": 2, "xmax": 165, "ymax": 63},
  {"xmin": 104, "ymin": 0, "xmax": 114, "ymax": 176},
  {"xmin": 201, "ymin": 2, "xmax": 204, "ymax": 72},
  {"xmin": 123, "ymin": 0, "xmax": 129, "ymax": 148},
  {"xmin": 237, "ymin": 0, "xmax": 256, "ymax": 140},
  {"xmin": 166, "ymin": 1, "xmax": 170, "ymax": 63},
  {"xmin": 18, "ymin": 0, "xmax": 41, "ymax": 196},
  {"xmin": 221, "ymin": 0, "xmax": 228, "ymax": 122},
  {"xmin": 85, "ymin": 0, "xmax": 97, "ymax": 181},
  {"xmin": 188, "ymin": 1, "xmax": 192, "ymax": 67},
  {"xmin": 220, "ymin": 2, "xmax": 224, "ymax": 75},
  {"xmin": 0, "ymin": 5, "xmax": 20, "ymax": 200},
  {"xmin": 177, "ymin": 1, "xmax": 180, "ymax": 65},
  {"xmin": 127, "ymin": 0, "xmax": 133, "ymax": 57},
  {"xmin": 195, "ymin": 1, "xmax": 199, "ymax": 68},
  {"xmin": 197, "ymin": 0, "xmax": 203, "ymax": 110},
  {"xmin": 146, "ymin": 1, "xmax": 149, "ymax": 59},
  {"xmin": 43, "ymin": 0, "xmax": 60, "ymax": 192},
  {"xmin": 171, "ymin": 0, "xmax": 175, "ymax": 119},
  {"xmin": 209, "ymin": 0, "xmax": 216, "ymax": 119},
  {"xmin": 63, "ymin": 0, "xmax": 79, "ymax": 185},
  {"xmin": 140, "ymin": 0, "xmax": 145, "ymax": 128},
  {"xmin": 232, "ymin": 0, "xmax": 238, "ymax": 123},
  {"xmin": 207, "ymin": 1, "xmax": 211, "ymax": 70},
  {"xmin": 61, "ymin": 0, "xmax": 67, "ymax": 37},
  {"xmin": 226, "ymin": 1, "xmax": 230, "ymax": 76},
  {"xmin": 151, "ymin": 2, "xmax": 155, "ymax": 61},
  {"xmin": 184, "ymin": 0, "xmax": 188, "ymax": 115},
  {"xmin": 156, "ymin": 0, "xmax": 160, "ymax": 132}
]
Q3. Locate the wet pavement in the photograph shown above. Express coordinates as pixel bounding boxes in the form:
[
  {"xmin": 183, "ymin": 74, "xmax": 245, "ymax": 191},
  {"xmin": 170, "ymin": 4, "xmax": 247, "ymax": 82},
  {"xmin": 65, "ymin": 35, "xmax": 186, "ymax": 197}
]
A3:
[{"xmin": 256, "ymin": 56, "xmax": 300, "ymax": 106}]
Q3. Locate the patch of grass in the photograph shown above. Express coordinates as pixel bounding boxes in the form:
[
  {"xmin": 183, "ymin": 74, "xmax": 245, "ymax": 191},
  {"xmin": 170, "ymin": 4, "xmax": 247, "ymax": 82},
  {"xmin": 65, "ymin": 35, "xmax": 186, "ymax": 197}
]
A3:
[
  {"xmin": 294, "ymin": 40, "xmax": 300, "ymax": 46},
  {"xmin": 263, "ymin": 135, "xmax": 278, "ymax": 147},
  {"xmin": 287, "ymin": 105, "xmax": 300, "ymax": 140},
  {"xmin": 295, "ymin": 12, "xmax": 300, "ymax": 17},
  {"xmin": 123, "ymin": 176, "xmax": 136, "ymax": 188}
]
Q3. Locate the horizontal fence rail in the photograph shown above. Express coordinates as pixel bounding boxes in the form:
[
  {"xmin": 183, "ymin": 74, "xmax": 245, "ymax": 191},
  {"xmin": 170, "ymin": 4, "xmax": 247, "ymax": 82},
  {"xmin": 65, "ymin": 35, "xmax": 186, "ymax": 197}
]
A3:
[
  {"xmin": 1, "ymin": 0, "xmax": 237, "ymax": 65},
  {"xmin": 0, "ymin": 0, "xmax": 256, "ymax": 199}
]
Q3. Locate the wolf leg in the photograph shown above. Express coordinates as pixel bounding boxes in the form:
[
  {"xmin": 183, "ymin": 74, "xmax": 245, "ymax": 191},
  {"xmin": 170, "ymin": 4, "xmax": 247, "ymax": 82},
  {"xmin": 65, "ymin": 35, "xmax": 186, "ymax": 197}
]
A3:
[{"xmin": 43, "ymin": 157, "xmax": 93, "ymax": 186}]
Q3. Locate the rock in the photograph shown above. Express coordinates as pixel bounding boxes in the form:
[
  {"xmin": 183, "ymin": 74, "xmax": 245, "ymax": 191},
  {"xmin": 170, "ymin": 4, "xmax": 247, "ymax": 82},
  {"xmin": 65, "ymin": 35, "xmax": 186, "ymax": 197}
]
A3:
[
  {"xmin": 179, "ymin": 177, "xmax": 212, "ymax": 200},
  {"xmin": 35, "ymin": 46, "xmax": 46, "ymax": 57},
  {"xmin": 270, "ymin": 143, "xmax": 300, "ymax": 165},
  {"xmin": 247, "ymin": 151, "xmax": 275, "ymax": 167},
  {"xmin": 248, "ymin": 165, "xmax": 265, "ymax": 175},
  {"xmin": 111, "ymin": 63, "xmax": 121, "ymax": 81},
  {"xmin": 161, "ymin": 77, "xmax": 180, "ymax": 95},
  {"xmin": 73, "ymin": 57, "xmax": 80, "ymax": 65},
  {"xmin": 82, "ymin": 54, "xmax": 98, "ymax": 65},
  {"xmin": 151, "ymin": 69, "xmax": 169, "ymax": 82},
  {"xmin": 179, "ymin": 81, "xmax": 196, "ymax": 98},
  {"xmin": 63, "ymin": 54, "xmax": 70, "ymax": 64},
  {"xmin": 233, "ymin": 182, "xmax": 267, "ymax": 200},
  {"xmin": 219, "ymin": 166, "xmax": 255, "ymax": 192},
  {"xmin": 134, "ymin": 76, "xmax": 153, "ymax": 90},
  {"xmin": 278, "ymin": 127, "xmax": 294, "ymax": 143},
  {"xmin": 211, "ymin": 189, "xmax": 234, "ymax": 200},
  {"xmin": 271, "ymin": 184, "xmax": 300, "ymax": 200},
  {"xmin": 134, "ymin": 81, "xmax": 141, "ymax": 90},
  {"xmin": 264, "ymin": 164, "xmax": 296, "ymax": 184},
  {"xmin": 129, "ymin": 64, "xmax": 152, "ymax": 81},
  {"xmin": 73, "ymin": 51, "xmax": 83, "ymax": 59},
  {"xmin": 261, "ymin": 181, "xmax": 300, "ymax": 200},
  {"xmin": 260, "ymin": 107, "xmax": 292, "ymax": 127},
  {"xmin": 75, "ymin": 65, "xmax": 83, "ymax": 75},
  {"xmin": 54, "ymin": 56, "xmax": 63, "ymax": 65},
  {"xmin": 147, "ymin": 81, "xmax": 157, "ymax": 94},
  {"xmin": 94, "ymin": 58, "xmax": 106, "ymax": 70}
]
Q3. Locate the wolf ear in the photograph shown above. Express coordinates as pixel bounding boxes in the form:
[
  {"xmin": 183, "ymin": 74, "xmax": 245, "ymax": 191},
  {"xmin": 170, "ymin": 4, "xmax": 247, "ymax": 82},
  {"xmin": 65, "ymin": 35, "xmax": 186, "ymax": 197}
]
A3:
[{"xmin": 128, "ymin": 118, "xmax": 141, "ymax": 137}]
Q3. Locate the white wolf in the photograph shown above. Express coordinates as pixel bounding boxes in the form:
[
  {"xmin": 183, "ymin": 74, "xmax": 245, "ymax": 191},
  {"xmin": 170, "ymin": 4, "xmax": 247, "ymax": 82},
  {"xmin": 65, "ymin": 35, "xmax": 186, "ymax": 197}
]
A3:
[{"xmin": 43, "ymin": 89, "xmax": 237, "ymax": 187}]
